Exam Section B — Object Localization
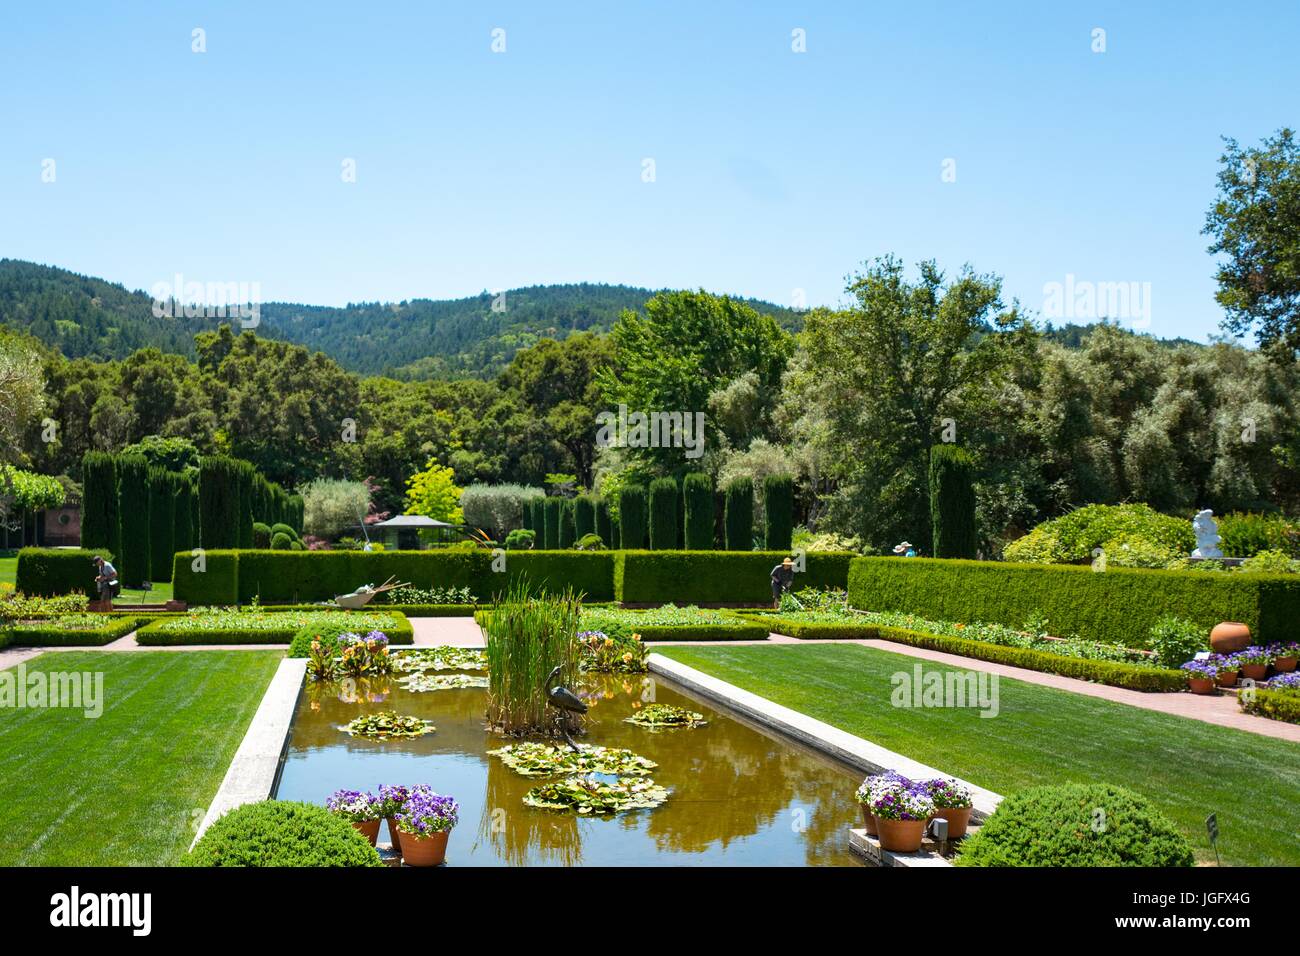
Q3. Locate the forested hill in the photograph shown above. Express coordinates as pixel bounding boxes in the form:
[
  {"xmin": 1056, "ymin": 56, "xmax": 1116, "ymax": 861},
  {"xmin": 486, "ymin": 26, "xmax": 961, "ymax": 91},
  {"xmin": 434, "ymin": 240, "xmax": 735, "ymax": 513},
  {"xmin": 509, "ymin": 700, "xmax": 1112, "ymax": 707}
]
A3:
[{"xmin": 0, "ymin": 259, "xmax": 801, "ymax": 379}]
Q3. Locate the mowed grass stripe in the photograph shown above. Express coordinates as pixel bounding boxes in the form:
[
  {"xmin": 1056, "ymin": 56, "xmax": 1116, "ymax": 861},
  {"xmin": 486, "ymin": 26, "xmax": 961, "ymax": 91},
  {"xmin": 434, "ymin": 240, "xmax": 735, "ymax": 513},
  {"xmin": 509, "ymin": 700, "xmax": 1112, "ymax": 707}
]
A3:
[
  {"xmin": 657, "ymin": 643, "xmax": 1300, "ymax": 866},
  {"xmin": 0, "ymin": 651, "xmax": 283, "ymax": 865}
]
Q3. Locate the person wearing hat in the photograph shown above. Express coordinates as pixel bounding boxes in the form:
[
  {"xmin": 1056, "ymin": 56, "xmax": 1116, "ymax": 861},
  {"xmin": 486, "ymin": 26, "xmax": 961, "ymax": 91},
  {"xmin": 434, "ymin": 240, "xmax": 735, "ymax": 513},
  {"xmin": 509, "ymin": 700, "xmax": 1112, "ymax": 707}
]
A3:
[
  {"xmin": 893, "ymin": 541, "xmax": 917, "ymax": 558},
  {"xmin": 92, "ymin": 555, "xmax": 120, "ymax": 610},
  {"xmin": 770, "ymin": 556, "xmax": 795, "ymax": 608}
]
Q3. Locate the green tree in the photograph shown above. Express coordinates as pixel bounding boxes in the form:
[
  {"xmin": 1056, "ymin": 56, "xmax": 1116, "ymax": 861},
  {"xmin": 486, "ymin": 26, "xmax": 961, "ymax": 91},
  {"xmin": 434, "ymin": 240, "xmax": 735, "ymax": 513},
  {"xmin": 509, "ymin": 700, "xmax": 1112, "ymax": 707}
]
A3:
[
  {"xmin": 723, "ymin": 477, "xmax": 753, "ymax": 551},
  {"xmin": 682, "ymin": 472, "xmax": 714, "ymax": 549},
  {"xmin": 648, "ymin": 478, "xmax": 679, "ymax": 550},
  {"xmin": 762, "ymin": 474, "xmax": 794, "ymax": 551},
  {"xmin": 929, "ymin": 445, "xmax": 977, "ymax": 558},
  {"xmin": 115, "ymin": 454, "xmax": 151, "ymax": 586},
  {"xmin": 80, "ymin": 451, "xmax": 121, "ymax": 560},
  {"xmin": 618, "ymin": 485, "xmax": 647, "ymax": 549},
  {"xmin": 403, "ymin": 461, "xmax": 463, "ymax": 526},
  {"xmin": 148, "ymin": 468, "xmax": 176, "ymax": 582}
]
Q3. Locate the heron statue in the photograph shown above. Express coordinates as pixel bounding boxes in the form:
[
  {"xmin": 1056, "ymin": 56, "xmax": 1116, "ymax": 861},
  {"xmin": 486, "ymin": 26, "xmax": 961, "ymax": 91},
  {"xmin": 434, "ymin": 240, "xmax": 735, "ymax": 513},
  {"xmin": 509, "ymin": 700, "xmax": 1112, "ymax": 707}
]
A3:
[{"xmin": 545, "ymin": 665, "xmax": 588, "ymax": 752}]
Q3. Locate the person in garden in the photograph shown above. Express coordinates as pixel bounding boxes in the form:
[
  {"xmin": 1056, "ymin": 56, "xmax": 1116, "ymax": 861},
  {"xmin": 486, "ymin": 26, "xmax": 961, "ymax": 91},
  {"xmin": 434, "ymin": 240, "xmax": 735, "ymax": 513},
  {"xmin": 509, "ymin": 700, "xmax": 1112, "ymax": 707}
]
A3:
[
  {"xmin": 770, "ymin": 556, "xmax": 795, "ymax": 608},
  {"xmin": 93, "ymin": 555, "xmax": 120, "ymax": 608},
  {"xmin": 893, "ymin": 541, "xmax": 917, "ymax": 558}
]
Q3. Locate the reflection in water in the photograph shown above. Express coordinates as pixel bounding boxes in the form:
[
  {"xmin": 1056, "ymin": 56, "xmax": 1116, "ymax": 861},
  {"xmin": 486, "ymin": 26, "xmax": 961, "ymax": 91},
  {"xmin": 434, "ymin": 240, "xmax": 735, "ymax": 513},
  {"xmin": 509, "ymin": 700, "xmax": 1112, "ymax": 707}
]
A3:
[{"xmin": 277, "ymin": 672, "xmax": 862, "ymax": 866}]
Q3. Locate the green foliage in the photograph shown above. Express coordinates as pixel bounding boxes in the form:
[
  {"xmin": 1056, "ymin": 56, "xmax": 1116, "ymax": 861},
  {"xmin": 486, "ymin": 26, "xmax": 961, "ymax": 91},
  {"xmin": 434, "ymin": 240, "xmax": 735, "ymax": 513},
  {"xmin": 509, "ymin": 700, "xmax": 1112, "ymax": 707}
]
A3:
[
  {"xmin": 122, "ymin": 435, "xmax": 199, "ymax": 474},
  {"xmin": 199, "ymin": 456, "xmax": 243, "ymax": 550},
  {"xmin": 286, "ymin": 622, "xmax": 358, "ymax": 659},
  {"xmin": 147, "ymin": 469, "xmax": 175, "ymax": 583},
  {"xmin": 170, "ymin": 550, "xmax": 239, "ymax": 605},
  {"xmin": 460, "ymin": 484, "xmax": 544, "ymax": 537},
  {"xmin": 3, "ymin": 614, "xmax": 143, "ymax": 647},
  {"xmin": 617, "ymin": 485, "xmax": 647, "ymax": 549},
  {"xmin": 79, "ymin": 452, "xmax": 120, "ymax": 559},
  {"xmin": 1219, "ymin": 512, "xmax": 1300, "ymax": 558},
  {"xmin": 1147, "ymin": 615, "xmax": 1208, "ymax": 667},
  {"xmin": 1239, "ymin": 549, "xmax": 1300, "ymax": 574},
  {"xmin": 1004, "ymin": 504, "xmax": 1195, "ymax": 565},
  {"xmin": 574, "ymin": 494, "xmax": 596, "ymax": 540},
  {"xmin": 252, "ymin": 522, "xmax": 271, "ymax": 548},
  {"xmin": 574, "ymin": 532, "xmax": 605, "ymax": 550},
  {"xmin": 504, "ymin": 528, "xmax": 535, "ymax": 550},
  {"xmin": 762, "ymin": 473, "xmax": 793, "ymax": 551},
  {"xmin": 581, "ymin": 604, "xmax": 767, "ymax": 642},
  {"xmin": 270, "ymin": 532, "xmax": 293, "ymax": 550},
  {"xmin": 723, "ymin": 477, "xmax": 753, "ymax": 551},
  {"xmin": 682, "ymin": 472, "xmax": 714, "ymax": 550},
  {"xmin": 404, "ymin": 459, "xmax": 463, "ymax": 525},
  {"xmin": 847, "ymin": 556, "xmax": 1300, "ymax": 648},
  {"xmin": 542, "ymin": 497, "xmax": 561, "ymax": 550},
  {"xmin": 594, "ymin": 497, "xmax": 613, "ymax": 545},
  {"xmin": 186, "ymin": 801, "xmax": 383, "ymax": 867},
  {"xmin": 558, "ymin": 498, "xmax": 577, "ymax": 549},
  {"xmin": 173, "ymin": 475, "xmax": 195, "ymax": 556},
  {"xmin": 957, "ymin": 784, "xmax": 1194, "ymax": 867},
  {"xmin": 615, "ymin": 550, "xmax": 854, "ymax": 605},
  {"xmin": 115, "ymin": 454, "xmax": 151, "ymax": 586},
  {"xmin": 648, "ymin": 478, "xmax": 678, "ymax": 550},
  {"xmin": 135, "ymin": 609, "xmax": 413, "ymax": 646},
  {"xmin": 929, "ymin": 445, "xmax": 977, "ymax": 558},
  {"xmin": 236, "ymin": 460, "xmax": 255, "ymax": 550},
  {"xmin": 0, "ymin": 466, "xmax": 65, "ymax": 512},
  {"xmin": 1240, "ymin": 687, "xmax": 1300, "ymax": 724}
]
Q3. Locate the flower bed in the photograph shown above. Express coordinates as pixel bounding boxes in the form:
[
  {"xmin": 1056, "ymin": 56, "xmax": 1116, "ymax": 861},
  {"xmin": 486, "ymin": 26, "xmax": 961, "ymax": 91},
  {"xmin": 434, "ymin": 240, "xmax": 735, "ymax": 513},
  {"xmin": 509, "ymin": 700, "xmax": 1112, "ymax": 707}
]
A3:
[
  {"xmin": 1239, "ymin": 673, "xmax": 1300, "ymax": 724},
  {"xmin": 135, "ymin": 609, "xmax": 413, "ymax": 645},
  {"xmin": 578, "ymin": 605, "xmax": 768, "ymax": 642},
  {"xmin": 2, "ymin": 614, "xmax": 146, "ymax": 647}
]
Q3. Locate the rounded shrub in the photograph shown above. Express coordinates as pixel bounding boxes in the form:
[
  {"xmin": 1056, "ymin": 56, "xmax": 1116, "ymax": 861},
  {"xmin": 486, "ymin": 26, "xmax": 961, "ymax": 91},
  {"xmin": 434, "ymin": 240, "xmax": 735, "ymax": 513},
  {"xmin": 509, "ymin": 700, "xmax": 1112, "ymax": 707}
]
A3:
[
  {"xmin": 270, "ymin": 532, "xmax": 293, "ymax": 550},
  {"xmin": 252, "ymin": 522, "xmax": 272, "ymax": 548},
  {"xmin": 270, "ymin": 522, "xmax": 298, "ymax": 541},
  {"xmin": 956, "ymin": 783, "xmax": 1195, "ymax": 867},
  {"xmin": 185, "ymin": 801, "xmax": 382, "ymax": 867},
  {"xmin": 1005, "ymin": 504, "xmax": 1195, "ymax": 565},
  {"xmin": 504, "ymin": 528, "xmax": 535, "ymax": 550}
]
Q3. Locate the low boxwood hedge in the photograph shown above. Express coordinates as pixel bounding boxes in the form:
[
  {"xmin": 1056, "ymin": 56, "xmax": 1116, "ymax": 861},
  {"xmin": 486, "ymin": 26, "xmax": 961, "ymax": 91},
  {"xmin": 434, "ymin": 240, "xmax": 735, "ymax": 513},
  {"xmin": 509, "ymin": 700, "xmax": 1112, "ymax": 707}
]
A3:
[
  {"xmin": 732, "ymin": 613, "xmax": 868, "ymax": 640},
  {"xmin": 135, "ymin": 611, "xmax": 414, "ymax": 646},
  {"xmin": 848, "ymin": 556, "xmax": 1300, "ymax": 649},
  {"xmin": 615, "ymin": 551, "xmax": 855, "ymax": 605},
  {"xmin": 15, "ymin": 548, "xmax": 112, "ymax": 598},
  {"xmin": 1240, "ymin": 687, "xmax": 1300, "ymax": 724},
  {"xmin": 186, "ymin": 801, "xmax": 383, "ymax": 867},
  {"xmin": 4, "ymin": 616, "xmax": 144, "ymax": 647},
  {"xmin": 956, "ymin": 783, "xmax": 1195, "ymax": 867}
]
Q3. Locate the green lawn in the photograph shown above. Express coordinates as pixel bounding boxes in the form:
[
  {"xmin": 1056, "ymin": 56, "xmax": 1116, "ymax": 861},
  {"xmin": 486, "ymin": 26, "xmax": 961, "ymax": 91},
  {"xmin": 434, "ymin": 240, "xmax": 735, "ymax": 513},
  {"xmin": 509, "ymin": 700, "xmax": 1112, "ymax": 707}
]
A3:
[
  {"xmin": 0, "ymin": 650, "xmax": 282, "ymax": 865},
  {"xmin": 0, "ymin": 555, "xmax": 16, "ymax": 588},
  {"xmin": 657, "ymin": 643, "xmax": 1300, "ymax": 866}
]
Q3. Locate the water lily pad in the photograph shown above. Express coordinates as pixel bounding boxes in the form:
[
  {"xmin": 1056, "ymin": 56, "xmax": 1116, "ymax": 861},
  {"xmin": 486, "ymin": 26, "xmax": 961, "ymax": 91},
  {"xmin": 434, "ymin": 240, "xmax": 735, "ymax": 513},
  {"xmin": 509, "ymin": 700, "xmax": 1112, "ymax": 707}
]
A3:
[
  {"xmin": 392, "ymin": 647, "xmax": 487, "ymax": 673},
  {"xmin": 522, "ymin": 775, "xmax": 669, "ymax": 814},
  {"xmin": 488, "ymin": 741, "xmax": 657, "ymax": 777},
  {"xmin": 398, "ymin": 672, "xmax": 489, "ymax": 692},
  {"xmin": 339, "ymin": 710, "xmax": 436, "ymax": 739},
  {"xmin": 623, "ymin": 703, "xmax": 708, "ymax": 728}
]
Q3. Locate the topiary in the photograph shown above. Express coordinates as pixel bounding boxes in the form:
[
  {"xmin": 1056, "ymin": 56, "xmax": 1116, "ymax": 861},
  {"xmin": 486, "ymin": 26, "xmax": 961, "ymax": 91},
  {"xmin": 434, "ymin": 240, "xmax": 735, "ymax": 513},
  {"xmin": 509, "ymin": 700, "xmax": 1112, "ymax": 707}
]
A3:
[
  {"xmin": 252, "ymin": 522, "xmax": 271, "ymax": 548},
  {"xmin": 270, "ymin": 532, "xmax": 293, "ymax": 550},
  {"xmin": 723, "ymin": 477, "xmax": 753, "ymax": 551},
  {"xmin": 505, "ymin": 528, "xmax": 536, "ymax": 550},
  {"xmin": 648, "ymin": 478, "xmax": 678, "ymax": 550},
  {"xmin": 956, "ymin": 783, "xmax": 1195, "ymax": 867},
  {"xmin": 185, "ymin": 800, "xmax": 382, "ymax": 867},
  {"xmin": 762, "ymin": 474, "xmax": 793, "ymax": 551},
  {"xmin": 270, "ymin": 522, "xmax": 298, "ymax": 542},
  {"xmin": 929, "ymin": 444, "xmax": 977, "ymax": 559},
  {"xmin": 574, "ymin": 533, "xmax": 605, "ymax": 551}
]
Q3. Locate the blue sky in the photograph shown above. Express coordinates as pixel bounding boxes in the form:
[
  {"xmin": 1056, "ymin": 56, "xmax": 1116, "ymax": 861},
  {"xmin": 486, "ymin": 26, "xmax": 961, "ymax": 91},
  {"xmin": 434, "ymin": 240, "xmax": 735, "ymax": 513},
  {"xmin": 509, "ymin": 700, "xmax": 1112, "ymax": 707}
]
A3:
[{"xmin": 2, "ymin": 1, "xmax": 1296, "ymax": 343}]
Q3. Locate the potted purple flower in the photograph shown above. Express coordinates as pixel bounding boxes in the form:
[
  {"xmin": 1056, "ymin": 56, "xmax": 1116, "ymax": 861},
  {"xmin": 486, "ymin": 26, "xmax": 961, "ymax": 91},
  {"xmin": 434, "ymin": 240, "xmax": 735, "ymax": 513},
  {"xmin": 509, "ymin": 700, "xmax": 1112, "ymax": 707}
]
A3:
[
  {"xmin": 854, "ymin": 770, "xmax": 914, "ymax": 836},
  {"xmin": 869, "ymin": 778, "xmax": 934, "ymax": 853},
  {"xmin": 393, "ymin": 786, "xmax": 459, "ymax": 866},
  {"xmin": 1269, "ymin": 642, "xmax": 1298, "ymax": 673},
  {"xmin": 1236, "ymin": 647, "xmax": 1271, "ymax": 682},
  {"xmin": 1181, "ymin": 659, "xmax": 1218, "ymax": 695},
  {"xmin": 325, "ymin": 789, "xmax": 382, "ymax": 845},
  {"xmin": 1209, "ymin": 653, "xmax": 1239, "ymax": 687},
  {"xmin": 923, "ymin": 778, "xmax": 974, "ymax": 838},
  {"xmin": 377, "ymin": 784, "xmax": 411, "ymax": 855}
]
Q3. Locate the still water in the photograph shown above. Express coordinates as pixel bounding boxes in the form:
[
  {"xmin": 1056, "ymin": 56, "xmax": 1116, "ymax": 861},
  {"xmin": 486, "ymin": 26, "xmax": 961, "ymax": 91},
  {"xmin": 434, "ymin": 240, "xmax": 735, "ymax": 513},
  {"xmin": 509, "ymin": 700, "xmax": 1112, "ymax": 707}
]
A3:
[{"xmin": 275, "ymin": 671, "xmax": 863, "ymax": 866}]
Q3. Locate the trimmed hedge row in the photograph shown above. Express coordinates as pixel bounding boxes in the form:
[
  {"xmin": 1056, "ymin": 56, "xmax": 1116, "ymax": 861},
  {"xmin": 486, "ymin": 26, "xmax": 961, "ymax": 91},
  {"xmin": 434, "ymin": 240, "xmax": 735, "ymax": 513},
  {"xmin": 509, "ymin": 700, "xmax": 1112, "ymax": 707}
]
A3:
[
  {"xmin": 5, "ymin": 616, "xmax": 145, "ymax": 647},
  {"xmin": 730, "ymin": 613, "xmax": 870, "ymax": 640},
  {"xmin": 1240, "ymin": 688, "xmax": 1300, "ymax": 724},
  {"xmin": 848, "ymin": 556, "xmax": 1300, "ymax": 649},
  {"xmin": 135, "ymin": 611, "xmax": 414, "ymax": 646},
  {"xmin": 475, "ymin": 609, "xmax": 767, "ymax": 642},
  {"xmin": 15, "ymin": 548, "xmax": 112, "ymax": 598},
  {"xmin": 615, "ymin": 551, "xmax": 855, "ymax": 605}
]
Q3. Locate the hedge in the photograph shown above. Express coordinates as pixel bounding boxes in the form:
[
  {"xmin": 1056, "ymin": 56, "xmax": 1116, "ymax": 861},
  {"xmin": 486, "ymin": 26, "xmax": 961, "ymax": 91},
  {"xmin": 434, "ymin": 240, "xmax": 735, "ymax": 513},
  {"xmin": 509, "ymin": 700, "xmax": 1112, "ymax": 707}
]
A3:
[
  {"xmin": 1240, "ymin": 688, "xmax": 1300, "ymax": 724},
  {"xmin": 116, "ymin": 454, "xmax": 151, "ymax": 586},
  {"xmin": 15, "ymin": 547, "xmax": 111, "ymax": 598},
  {"xmin": 929, "ymin": 444, "xmax": 976, "ymax": 559},
  {"xmin": 148, "ymin": 469, "xmax": 176, "ymax": 583},
  {"xmin": 618, "ymin": 485, "xmax": 647, "ymax": 550},
  {"xmin": 847, "ymin": 556, "xmax": 1300, "ymax": 649},
  {"xmin": 616, "ymin": 551, "xmax": 854, "ymax": 605},
  {"xmin": 724, "ymin": 477, "xmax": 753, "ymax": 551},
  {"xmin": 4, "ymin": 615, "xmax": 144, "ymax": 647},
  {"xmin": 171, "ymin": 550, "xmax": 241, "ymax": 606},
  {"xmin": 730, "ymin": 612, "xmax": 870, "ymax": 641},
  {"xmin": 682, "ymin": 473, "xmax": 714, "ymax": 550},
  {"xmin": 648, "ymin": 478, "xmax": 678, "ymax": 550},
  {"xmin": 762, "ymin": 474, "xmax": 793, "ymax": 551},
  {"xmin": 79, "ymin": 451, "xmax": 120, "ymax": 560},
  {"xmin": 186, "ymin": 801, "xmax": 383, "ymax": 868},
  {"xmin": 135, "ymin": 611, "xmax": 414, "ymax": 646}
]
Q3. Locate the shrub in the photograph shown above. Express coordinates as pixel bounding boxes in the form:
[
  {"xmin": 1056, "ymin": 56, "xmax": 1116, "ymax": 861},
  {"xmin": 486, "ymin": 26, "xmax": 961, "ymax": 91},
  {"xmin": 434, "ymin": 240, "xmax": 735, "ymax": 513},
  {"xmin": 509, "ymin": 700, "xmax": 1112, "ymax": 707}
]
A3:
[
  {"xmin": 1240, "ymin": 687, "xmax": 1300, "ymax": 724},
  {"xmin": 15, "ymin": 547, "xmax": 111, "ymax": 598},
  {"xmin": 252, "ymin": 522, "xmax": 271, "ymax": 548},
  {"xmin": 174, "ymin": 476, "xmax": 196, "ymax": 556},
  {"xmin": 1239, "ymin": 549, "xmax": 1300, "ymax": 574},
  {"xmin": 847, "ymin": 556, "xmax": 1300, "ymax": 648},
  {"xmin": 271, "ymin": 532, "xmax": 293, "ymax": 550},
  {"xmin": 929, "ymin": 445, "xmax": 976, "ymax": 559},
  {"xmin": 1004, "ymin": 504, "xmax": 1194, "ymax": 565},
  {"xmin": 582, "ymin": 604, "xmax": 767, "ymax": 642},
  {"xmin": 648, "ymin": 478, "xmax": 678, "ymax": 550},
  {"xmin": 1219, "ymin": 512, "xmax": 1300, "ymax": 559},
  {"xmin": 148, "ymin": 468, "xmax": 176, "ymax": 583},
  {"xmin": 595, "ymin": 498, "xmax": 613, "ymax": 545},
  {"xmin": 558, "ymin": 498, "xmax": 577, "ymax": 549},
  {"xmin": 574, "ymin": 495, "xmax": 596, "ymax": 540},
  {"xmin": 115, "ymin": 454, "xmax": 152, "ymax": 586},
  {"xmin": 723, "ymin": 477, "xmax": 753, "ymax": 551},
  {"xmin": 199, "ymin": 456, "xmax": 244, "ymax": 550},
  {"xmin": 302, "ymin": 477, "xmax": 370, "ymax": 540},
  {"xmin": 186, "ymin": 801, "xmax": 383, "ymax": 867},
  {"xmin": 287, "ymin": 621, "xmax": 359, "ymax": 658},
  {"xmin": 615, "ymin": 551, "xmax": 854, "ymax": 605},
  {"xmin": 5, "ymin": 615, "xmax": 143, "ymax": 647},
  {"xmin": 574, "ymin": 533, "xmax": 605, "ymax": 550},
  {"xmin": 618, "ymin": 485, "xmax": 647, "ymax": 550},
  {"xmin": 762, "ymin": 474, "xmax": 793, "ymax": 551},
  {"xmin": 956, "ymin": 783, "xmax": 1195, "ymax": 867},
  {"xmin": 542, "ymin": 497, "xmax": 561, "ymax": 550},
  {"xmin": 79, "ymin": 451, "xmax": 120, "ymax": 560},
  {"xmin": 171, "ymin": 550, "xmax": 240, "ymax": 605},
  {"xmin": 460, "ymin": 484, "xmax": 544, "ymax": 538},
  {"xmin": 504, "ymin": 529, "xmax": 535, "ymax": 550},
  {"xmin": 1147, "ymin": 615, "xmax": 1208, "ymax": 667},
  {"xmin": 682, "ymin": 472, "xmax": 714, "ymax": 550}
]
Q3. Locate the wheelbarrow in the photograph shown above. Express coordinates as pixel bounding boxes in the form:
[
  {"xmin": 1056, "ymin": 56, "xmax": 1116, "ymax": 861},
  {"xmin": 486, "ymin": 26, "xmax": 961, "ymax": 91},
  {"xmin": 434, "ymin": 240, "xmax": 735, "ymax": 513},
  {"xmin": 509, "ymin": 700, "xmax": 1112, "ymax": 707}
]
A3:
[{"xmin": 333, "ymin": 575, "xmax": 410, "ymax": 610}]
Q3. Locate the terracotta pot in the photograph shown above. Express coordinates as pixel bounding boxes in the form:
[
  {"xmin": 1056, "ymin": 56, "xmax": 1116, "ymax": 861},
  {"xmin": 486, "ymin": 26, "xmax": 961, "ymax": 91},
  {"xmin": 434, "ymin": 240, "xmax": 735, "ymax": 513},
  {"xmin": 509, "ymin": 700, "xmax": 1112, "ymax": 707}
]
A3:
[
  {"xmin": 352, "ymin": 819, "xmax": 381, "ymax": 847},
  {"xmin": 932, "ymin": 806, "xmax": 973, "ymax": 839},
  {"xmin": 1187, "ymin": 677, "xmax": 1216, "ymax": 695},
  {"xmin": 875, "ymin": 817, "xmax": 926, "ymax": 853},
  {"xmin": 1240, "ymin": 663, "xmax": 1268, "ymax": 681},
  {"xmin": 1274, "ymin": 656, "xmax": 1297, "ymax": 673},
  {"xmin": 1215, "ymin": 671, "xmax": 1238, "ymax": 688},
  {"xmin": 1210, "ymin": 622, "xmax": 1251, "ymax": 654},
  {"xmin": 859, "ymin": 805, "xmax": 878, "ymax": 835},
  {"xmin": 386, "ymin": 816, "xmax": 403, "ymax": 854},
  {"xmin": 399, "ymin": 830, "xmax": 449, "ymax": 867}
]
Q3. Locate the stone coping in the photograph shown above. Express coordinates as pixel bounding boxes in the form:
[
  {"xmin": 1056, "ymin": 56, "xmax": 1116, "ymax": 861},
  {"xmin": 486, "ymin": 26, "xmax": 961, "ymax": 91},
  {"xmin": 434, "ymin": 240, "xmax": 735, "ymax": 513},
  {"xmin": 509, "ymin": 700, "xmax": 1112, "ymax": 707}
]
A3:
[
  {"xmin": 648, "ymin": 653, "xmax": 1003, "ymax": 821},
  {"xmin": 191, "ymin": 657, "xmax": 307, "ymax": 847}
]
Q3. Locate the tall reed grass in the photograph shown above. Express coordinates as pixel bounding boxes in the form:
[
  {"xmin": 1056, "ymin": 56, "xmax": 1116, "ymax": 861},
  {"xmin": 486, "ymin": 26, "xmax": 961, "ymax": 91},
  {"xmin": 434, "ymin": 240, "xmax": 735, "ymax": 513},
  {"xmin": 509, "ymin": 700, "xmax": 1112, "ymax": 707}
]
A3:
[{"xmin": 483, "ymin": 578, "xmax": 583, "ymax": 736}]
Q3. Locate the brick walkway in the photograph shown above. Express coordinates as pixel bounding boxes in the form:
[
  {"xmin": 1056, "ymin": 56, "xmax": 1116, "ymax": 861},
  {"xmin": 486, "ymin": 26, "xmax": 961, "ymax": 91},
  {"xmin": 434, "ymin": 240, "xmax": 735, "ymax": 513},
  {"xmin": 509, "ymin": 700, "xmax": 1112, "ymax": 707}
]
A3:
[{"xmin": 4, "ymin": 618, "xmax": 1297, "ymax": 743}]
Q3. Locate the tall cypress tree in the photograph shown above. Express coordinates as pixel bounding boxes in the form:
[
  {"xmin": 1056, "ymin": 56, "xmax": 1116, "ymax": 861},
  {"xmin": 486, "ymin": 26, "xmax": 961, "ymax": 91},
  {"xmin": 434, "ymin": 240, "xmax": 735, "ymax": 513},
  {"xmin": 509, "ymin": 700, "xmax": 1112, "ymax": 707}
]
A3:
[
  {"xmin": 148, "ymin": 468, "xmax": 175, "ymax": 583},
  {"xmin": 199, "ymin": 456, "xmax": 241, "ymax": 549},
  {"xmin": 594, "ymin": 497, "xmax": 612, "ymax": 545},
  {"xmin": 723, "ymin": 477, "xmax": 753, "ymax": 551},
  {"xmin": 618, "ymin": 485, "xmax": 647, "ymax": 550},
  {"xmin": 682, "ymin": 472, "xmax": 714, "ymax": 550},
  {"xmin": 558, "ymin": 498, "xmax": 577, "ymax": 548},
  {"xmin": 173, "ymin": 472, "xmax": 194, "ymax": 560},
  {"xmin": 929, "ymin": 444, "xmax": 977, "ymax": 559},
  {"xmin": 115, "ymin": 454, "xmax": 152, "ymax": 586},
  {"xmin": 542, "ymin": 497, "xmax": 561, "ymax": 550},
  {"xmin": 237, "ymin": 461, "xmax": 255, "ymax": 549},
  {"xmin": 80, "ymin": 451, "xmax": 120, "ymax": 560},
  {"xmin": 763, "ymin": 474, "xmax": 794, "ymax": 551},
  {"xmin": 648, "ymin": 478, "xmax": 678, "ymax": 550},
  {"xmin": 574, "ymin": 495, "xmax": 596, "ymax": 540}
]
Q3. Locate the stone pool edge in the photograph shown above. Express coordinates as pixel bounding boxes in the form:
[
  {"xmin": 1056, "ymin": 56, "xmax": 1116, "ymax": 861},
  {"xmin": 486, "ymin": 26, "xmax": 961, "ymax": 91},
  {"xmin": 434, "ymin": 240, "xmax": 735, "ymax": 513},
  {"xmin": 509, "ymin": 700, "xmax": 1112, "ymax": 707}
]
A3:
[
  {"xmin": 192, "ymin": 657, "xmax": 307, "ymax": 848},
  {"xmin": 647, "ymin": 653, "xmax": 1003, "ymax": 819}
]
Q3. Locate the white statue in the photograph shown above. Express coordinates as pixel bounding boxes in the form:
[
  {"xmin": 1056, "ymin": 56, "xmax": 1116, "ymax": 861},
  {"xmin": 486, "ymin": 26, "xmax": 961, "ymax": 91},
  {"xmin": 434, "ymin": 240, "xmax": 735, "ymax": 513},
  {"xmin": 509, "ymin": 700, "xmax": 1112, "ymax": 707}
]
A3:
[{"xmin": 1191, "ymin": 509, "xmax": 1222, "ymax": 559}]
